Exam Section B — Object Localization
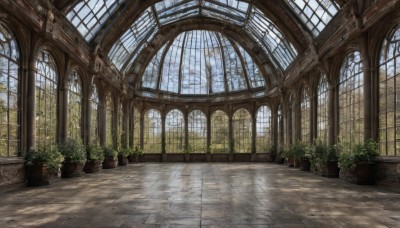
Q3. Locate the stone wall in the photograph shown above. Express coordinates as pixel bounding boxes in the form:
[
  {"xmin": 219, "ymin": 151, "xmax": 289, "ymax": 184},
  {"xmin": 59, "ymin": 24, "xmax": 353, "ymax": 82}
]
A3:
[
  {"xmin": 375, "ymin": 158, "xmax": 400, "ymax": 191},
  {"xmin": 0, "ymin": 158, "xmax": 25, "ymax": 188}
]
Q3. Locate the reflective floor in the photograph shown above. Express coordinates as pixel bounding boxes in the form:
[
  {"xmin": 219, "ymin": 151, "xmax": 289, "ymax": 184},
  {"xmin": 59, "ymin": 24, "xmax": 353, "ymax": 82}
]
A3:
[{"xmin": 1, "ymin": 163, "xmax": 400, "ymax": 227}]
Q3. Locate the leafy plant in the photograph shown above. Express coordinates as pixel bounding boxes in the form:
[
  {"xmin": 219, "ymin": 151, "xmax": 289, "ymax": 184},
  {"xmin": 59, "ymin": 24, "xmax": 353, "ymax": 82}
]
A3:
[
  {"xmin": 309, "ymin": 141, "xmax": 337, "ymax": 168},
  {"xmin": 291, "ymin": 141, "xmax": 307, "ymax": 159},
  {"xmin": 25, "ymin": 145, "xmax": 64, "ymax": 173},
  {"xmin": 103, "ymin": 146, "xmax": 118, "ymax": 159},
  {"xmin": 118, "ymin": 147, "xmax": 131, "ymax": 157},
  {"xmin": 338, "ymin": 139, "xmax": 379, "ymax": 172},
  {"xmin": 86, "ymin": 144, "xmax": 104, "ymax": 161},
  {"xmin": 58, "ymin": 139, "xmax": 86, "ymax": 163},
  {"xmin": 130, "ymin": 146, "xmax": 143, "ymax": 156}
]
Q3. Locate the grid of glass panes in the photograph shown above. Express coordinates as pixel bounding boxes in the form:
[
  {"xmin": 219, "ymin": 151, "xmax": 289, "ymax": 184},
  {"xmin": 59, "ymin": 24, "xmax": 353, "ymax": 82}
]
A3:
[
  {"xmin": 188, "ymin": 110, "xmax": 207, "ymax": 153},
  {"xmin": 286, "ymin": 0, "xmax": 339, "ymax": 37},
  {"xmin": 90, "ymin": 85, "xmax": 100, "ymax": 144},
  {"xmin": 379, "ymin": 25, "xmax": 400, "ymax": 156},
  {"xmin": 317, "ymin": 74, "xmax": 328, "ymax": 144},
  {"xmin": 67, "ymin": 71, "xmax": 82, "ymax": 142},
  {"xmin": 256, "ymin": 106, "xmax": 272, "ymax": 153},
  {"xmin": 233, "ymin": 108, "xmax": 252, "ymax": 153},
  {"xmin": 0, "ymin": 22, "xmax": 20, "ymax": 156},
  {"xmin": 108, "ymin": 7, "xmax": 158, "ymax": 70},
  {"xmin": 339, "ymin": 51, "xmax": 364, "ymax": 146},
  {"xmin": 143, "ymin": 109, "xmax": 162, "ymax": 153},
  {"xmin": 301, "ymin": 87, "xmax": 310, "ymax": 144},
  {"xmin": 133, "ymin": 108, "xmax": 141, "ymax": 148},
  {"xmin": 154, "ymin": 0, "xmax": 200, "ymax": 25},
  {"xmin": 246, "ymin": 8, "xmax": 298, "ymax": 70},
  {"xmin": 165, "ymin": 109, "xmax": 185, "ymax": 153},
  {"xmin": 106, "ymin": 95, "xmax": 114, "ymax": 147},
  {"xmin": 236, "ymin": 43, "xmax": 266, "ymax": 88},
  {"xmin": 35, "ymin": 50, "xmax": 58, "ymax": 148},
  {"xmin": 66, "ymin": 0, "xmax": 123, "ymax": 41},
  {"xmin": 159, "ymin": 33, "xmax": 185, "ymax": 94},
  {"xmin": 219, "ymin": 35, "xmax": 247, "ymax": 92},
  {"xmin": 202, "ymin": 0, "xmax": 249, "ymax": 26},
  {"xmin": 211, "ymin": 110, "xmax": 229, "ymax": 153},
  {"xmin": 141, "ymin": 44, "xmax": 167, "ymax": 90}
]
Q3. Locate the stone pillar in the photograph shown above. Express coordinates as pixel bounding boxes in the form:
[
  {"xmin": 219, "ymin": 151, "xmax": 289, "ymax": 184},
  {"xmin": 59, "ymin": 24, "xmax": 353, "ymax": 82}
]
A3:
[
  {"xmin": 26, "ymin": 60, "xmax": 36, "ymax": 149},
  {"xmin": 140, "ymin": 112, "xmax": 144, "ymax": 150},
  {"xmin": 310, "ymin": 91, "xmax": 317, "ymax": 144},
  {"xmin": 360, "ymin": 34, "xmax": 372, "ymax": 141},
  {"xmin": 328, "ymin": 85, "xmax": 336, "ymax": 146},
  {"xmin": 161, "ymin": 113, "xmax": 166, "ymax": 154},
  {"xmin": 184, "ymin": 111, "xmax": 189, "ymax": 152},
  {"xmin": 251, "ymin": 110, "xmax": 257, "ymax": 154},
  {"xmin": 122, "ymin": 104, "xmax": 129, "ymax": 148},
  {"xmin": 113, "ymin": 97, "xmax": 119, "ymax": 149},
  {"xmin": 99, "ymin": 95, "xmax": 106, "ymax": 147},
  {"xmin": 129, "ymin": 104, "xmax": 134, "ymax": 148},
  {"xmin": 206, "ymin": 109, "xmax": 211, "ymax": 153},
  {"xmin": 228, "ymin": 112, "xmax": 234, "ymax": 153},
  {"xmin": 84, "ymin": 90, "xmax": 91, "ymax": 145},
  {"xmin": 272, "ymin": 106, "xmax": 278, "ymax": 151},
  {"xmin": 59, "ymin": 80, "xmax": 67, "ymax": 143}
]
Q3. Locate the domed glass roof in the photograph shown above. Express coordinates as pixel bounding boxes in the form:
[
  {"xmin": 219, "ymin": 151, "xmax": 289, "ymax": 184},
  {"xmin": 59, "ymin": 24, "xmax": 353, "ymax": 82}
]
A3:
[{"xmin": 140, "ymin": 30, "xmax": 266, "ymax": 95}]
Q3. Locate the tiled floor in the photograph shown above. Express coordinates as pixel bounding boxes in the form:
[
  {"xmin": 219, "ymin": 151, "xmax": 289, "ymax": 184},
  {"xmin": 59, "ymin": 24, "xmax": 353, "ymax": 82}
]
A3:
[{"xmin": 1, "ymin": 163, "xmax": 400, "ymax": 228}]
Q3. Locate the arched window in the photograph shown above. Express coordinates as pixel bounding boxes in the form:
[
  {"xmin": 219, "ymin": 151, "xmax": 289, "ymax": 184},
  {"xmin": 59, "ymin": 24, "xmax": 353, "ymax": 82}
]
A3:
[
  {"xmin": 90, "ymin": 84, "xmax": 99, "ymax": 144},
  {"xmin": 67, "ymin": 70, "xmax": 82, "ymax": 141},
  {"xmin": 379, "ymin": 25, "xmax": 400, "ymax": 156},
  {"xmin": 211, "ymin": 110, "xmax": 229, "ymax": 153},
  {"xmin": 256, "ymin": 106, "xmax": 272, "ymax": 152},
  {"xmin": 0, "ymin": 22, "xmax": 20, "ymax": 156},
  {"xmin": 143, "ymin": 109, "xmax": 162, "ymax": 153},
  {"xmin": 106, "ymin": 94, "xmax": 114, "ymax": 147},
  {"xmin": 35, "ymin": 50, "xmax": 58, "ymax": 147},
  {"xmin": 233, "ymin": 108, "xmax": 252, "ymax": 153},
  {"xmin": 301, "ymin": 86, "xmax": 310, "ymax": 144},
  {"xmin": 165, "ymin": 109, "xmax": 185, "ymax": 153},
  {"xmin": 188, "ymin": 110, "xmax": 207, "ymax": 153},
  {"xmin": 317, "ymin": 75, "xmax": 329, "ymax": 144},
  {"xmin": 133, "ymin": 108, "xmax": 140, "ymax": 148},
  {"xmin": 339, "ymin": 51, "xmax": 364, "ymax": 145}
]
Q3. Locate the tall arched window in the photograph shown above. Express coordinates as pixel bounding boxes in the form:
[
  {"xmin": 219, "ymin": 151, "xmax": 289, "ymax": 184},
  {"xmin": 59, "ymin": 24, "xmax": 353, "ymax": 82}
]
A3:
[
  {"xmin": 35, "ymin": 50, "xmax": 58, "ymax": 147},
  {"xmin": 301, "ymin": 86, "xmax": 310, "ymax": 144},
  {"xmin": 233, "ymin": 108, "xmax": 252, "ymax": 153},
  {"xmin": 339, "ymin": 51, "xmax": 364, "ymax": 145},
  {"xmin": 106, "ymin": 94, "xmax": 114, "ymax": 147},
  {"xmin": 317, "ymin": 74, "xmax": 329, "ymax": 144},
  {"xmin": 165, "ymin": 109, "xmax": 185, "ymax": 153},
  {"xmin": 211, "ymin": 110, "xmax": 229, "ymax": 153},
  {"xmin": 256, "ymin": 106, "xmax": 272, "ymax": 152},
  {"xmin": 188, "ymin": 110, "xmax": 207, "ymax": 153},
  {"xmin": 90, "ymin": 84, "xmax": 99, "ymax": 144},
  {"xmin": 0, "ymin": 22, "xmax": 20, "ymax": 156},
  {"xmin": 67, "ymin": 70, "xmax": 82, "ymax": 141},
  {"xmin": 143, "ymin": 109, "xmax": 162, "ymax": 153},
  {"xmin": 133, "ymin": 108, "xmax": 140, "ymax": 148},
  {"xmin": 379, "ymin": 25, "xmax": 400, "ymax": 156}
]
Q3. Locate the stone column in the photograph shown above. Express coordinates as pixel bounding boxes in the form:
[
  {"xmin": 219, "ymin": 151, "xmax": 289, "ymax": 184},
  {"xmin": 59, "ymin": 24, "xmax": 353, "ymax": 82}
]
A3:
[
  {"xmin": 251, "ymin": 110, "xmax": 257, "ymax": 154},
  {"xmin": 122, "ymin": 104, "xmax": 129, "ymax": 148},
  {"xmin": 140, "ymin": 112, "xmax": 144, "ymax": 150},
  {"xmin": 59, "ymin": 80, "xmax": 67, "ymax": 143},
  {"xmin": 184, "ymin": 111, "xmax": 189, "ymax": 152},
  {"xmin": 360, "ymin": 34, "xmax": 372, "ymax": 141},
  {"xmin": 228, "ymin": 113, "xmax": 234, "ymax": 153},
  {"xmin": 161, "ymin": 113, "xmax": 166, "ymax": 154},
  {"xmin": 310, "ymin": 91, "xmax": 317, "ymax": 144},
  {"xmin": 328, "ymin": 85, "xmax": 336, "ymax": 146},
  {"xmin": 84, "ymin": 88, "xmax": 91, "ymax": 145},
  {"xmin": 26, "ymin": 60, "xmax": 36, "ymax": 149},
  {"xmin": 272, "ymin": 106, "xmax": 278, "ymax": 151},
  {"xmin": 99, "ymin": 95, "xmax": 106, "ymax": 147},
  {"xmin": 206, "ymin": 109, "xmax": 211, "ymax": 153},
  {"xmin": 113, "ymin": 97, "xmax": 119, "ymax": 149}
]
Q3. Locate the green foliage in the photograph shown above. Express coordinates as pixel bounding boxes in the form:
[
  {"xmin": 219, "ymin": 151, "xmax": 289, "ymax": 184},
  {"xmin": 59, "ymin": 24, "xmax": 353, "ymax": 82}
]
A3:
[
  {"xmin": 58, "ymin": 139, "xmax": 86, "ymax": 163},
  {"xmin": 103, "ymin": 146, "xmax": 118, "ymax": 159},
  {"xmin": 338, "ymin": 139, "xmax": 379, "ymax": 172},
  {"xmin": 184, "ymin": 144, "xmax": 193, "ymax": 154},
  {"xmin": 131, "ymin": 146, "xmax": 143, "ymax": 156},
  {"xmin": 86, "ymin": 144, "xmax": 104, "ymax": 161},
  {"xmin": 118, "ymin": 147, "xmax": 131, "ymax": 157},
  {"xmin": 291, "ymin": 141, "xmax": 307, "ymax": 159},
  {"xmin": 25, "ymin": 145, "xmax": 64, "ymax": 173},
  {"xmin": 309, "ymin": 142, "xmax": 338, "ymax": 168}
]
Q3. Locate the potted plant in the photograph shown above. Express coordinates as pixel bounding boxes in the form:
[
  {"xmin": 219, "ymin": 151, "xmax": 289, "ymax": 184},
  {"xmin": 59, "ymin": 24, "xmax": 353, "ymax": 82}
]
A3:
[
  {"xmin": 84, "ymin": 144, "xmax": 104, "ymax": 173},
  {"xmin": 292, "ymin": 142, "xmax": 306, "ymax": 168},
  {"xmin": 25, "ymin": 145, "xmax": 63, "ymax": 186},
  {"xmin": 282, "ymin": 147, "xmax": 294, "ymax": 167},
  {"xmin": 309, "ymin": 142, "xmax": 339, "ymax": 177},
  {"xmin": 128, "ymin": 146, "xmax": 143, "ymax": 163},
  {"xmin": 338, "ymin": 139, "xmax": 379, "ymax": 185},
  {"xmin": 58, "ymin": 139, "xmax": 86, "ymax": 178},
  {"xmin": 118, "ymin": 147, "xmax": 130, "ymax": 166},
  {"xmin": 102, "ymin": 146, "xmax": 118, "ymax": 169},
  {"xmin": 275, "ymin": 145, "xmax": 285, "ymax": 164}
]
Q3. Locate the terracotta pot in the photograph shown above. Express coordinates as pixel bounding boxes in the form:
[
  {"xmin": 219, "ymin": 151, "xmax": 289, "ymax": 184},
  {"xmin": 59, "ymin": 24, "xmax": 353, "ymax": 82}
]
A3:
[
  {"xmin": 26, "ymin": 163, "xmax": 50, "ymax": 186},
  {"xmin": 118, "ymin": 155, "xmax": 129, "ymax": 166},
  {"xmin": 319, "ymin": 161, "xmax": 339, "ymax": 178},
  {"xmin": 61, "ymin": 161, "xmax": 84, "ymax": 178},
  {"xmin": 355, "ymin": 162, "xmax": 375, "ymax": 185},
  {"xmin": 102, "ymin": 156, "xmax": 117, "ymax": 169},
  {"xmin": 84, "ymin": 160, "xmax": 102, "ymax": 173},
  {"xmin": 300, "ymin": 158, "xmax": 311, "ymax": 171},
  {"xmin": 294, "ymin": 157, "xmax": 301, "ymax": 168},
  {"xmin": 286, "ymin": 157, "xmax": 294, "ymax": 167}
]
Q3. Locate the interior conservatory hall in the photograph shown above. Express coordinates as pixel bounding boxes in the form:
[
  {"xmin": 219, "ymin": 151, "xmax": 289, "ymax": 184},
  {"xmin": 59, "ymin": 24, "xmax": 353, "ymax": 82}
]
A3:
[{"xmin": 0, "ymin": 0, "xmax": 400, "ymax": 227}]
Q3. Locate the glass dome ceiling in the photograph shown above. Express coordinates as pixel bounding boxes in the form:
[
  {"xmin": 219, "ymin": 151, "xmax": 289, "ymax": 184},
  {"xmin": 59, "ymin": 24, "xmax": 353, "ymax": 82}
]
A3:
[{"xmin": 140, "ymin": 30, "xmax": 266, "ymax": 95}]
